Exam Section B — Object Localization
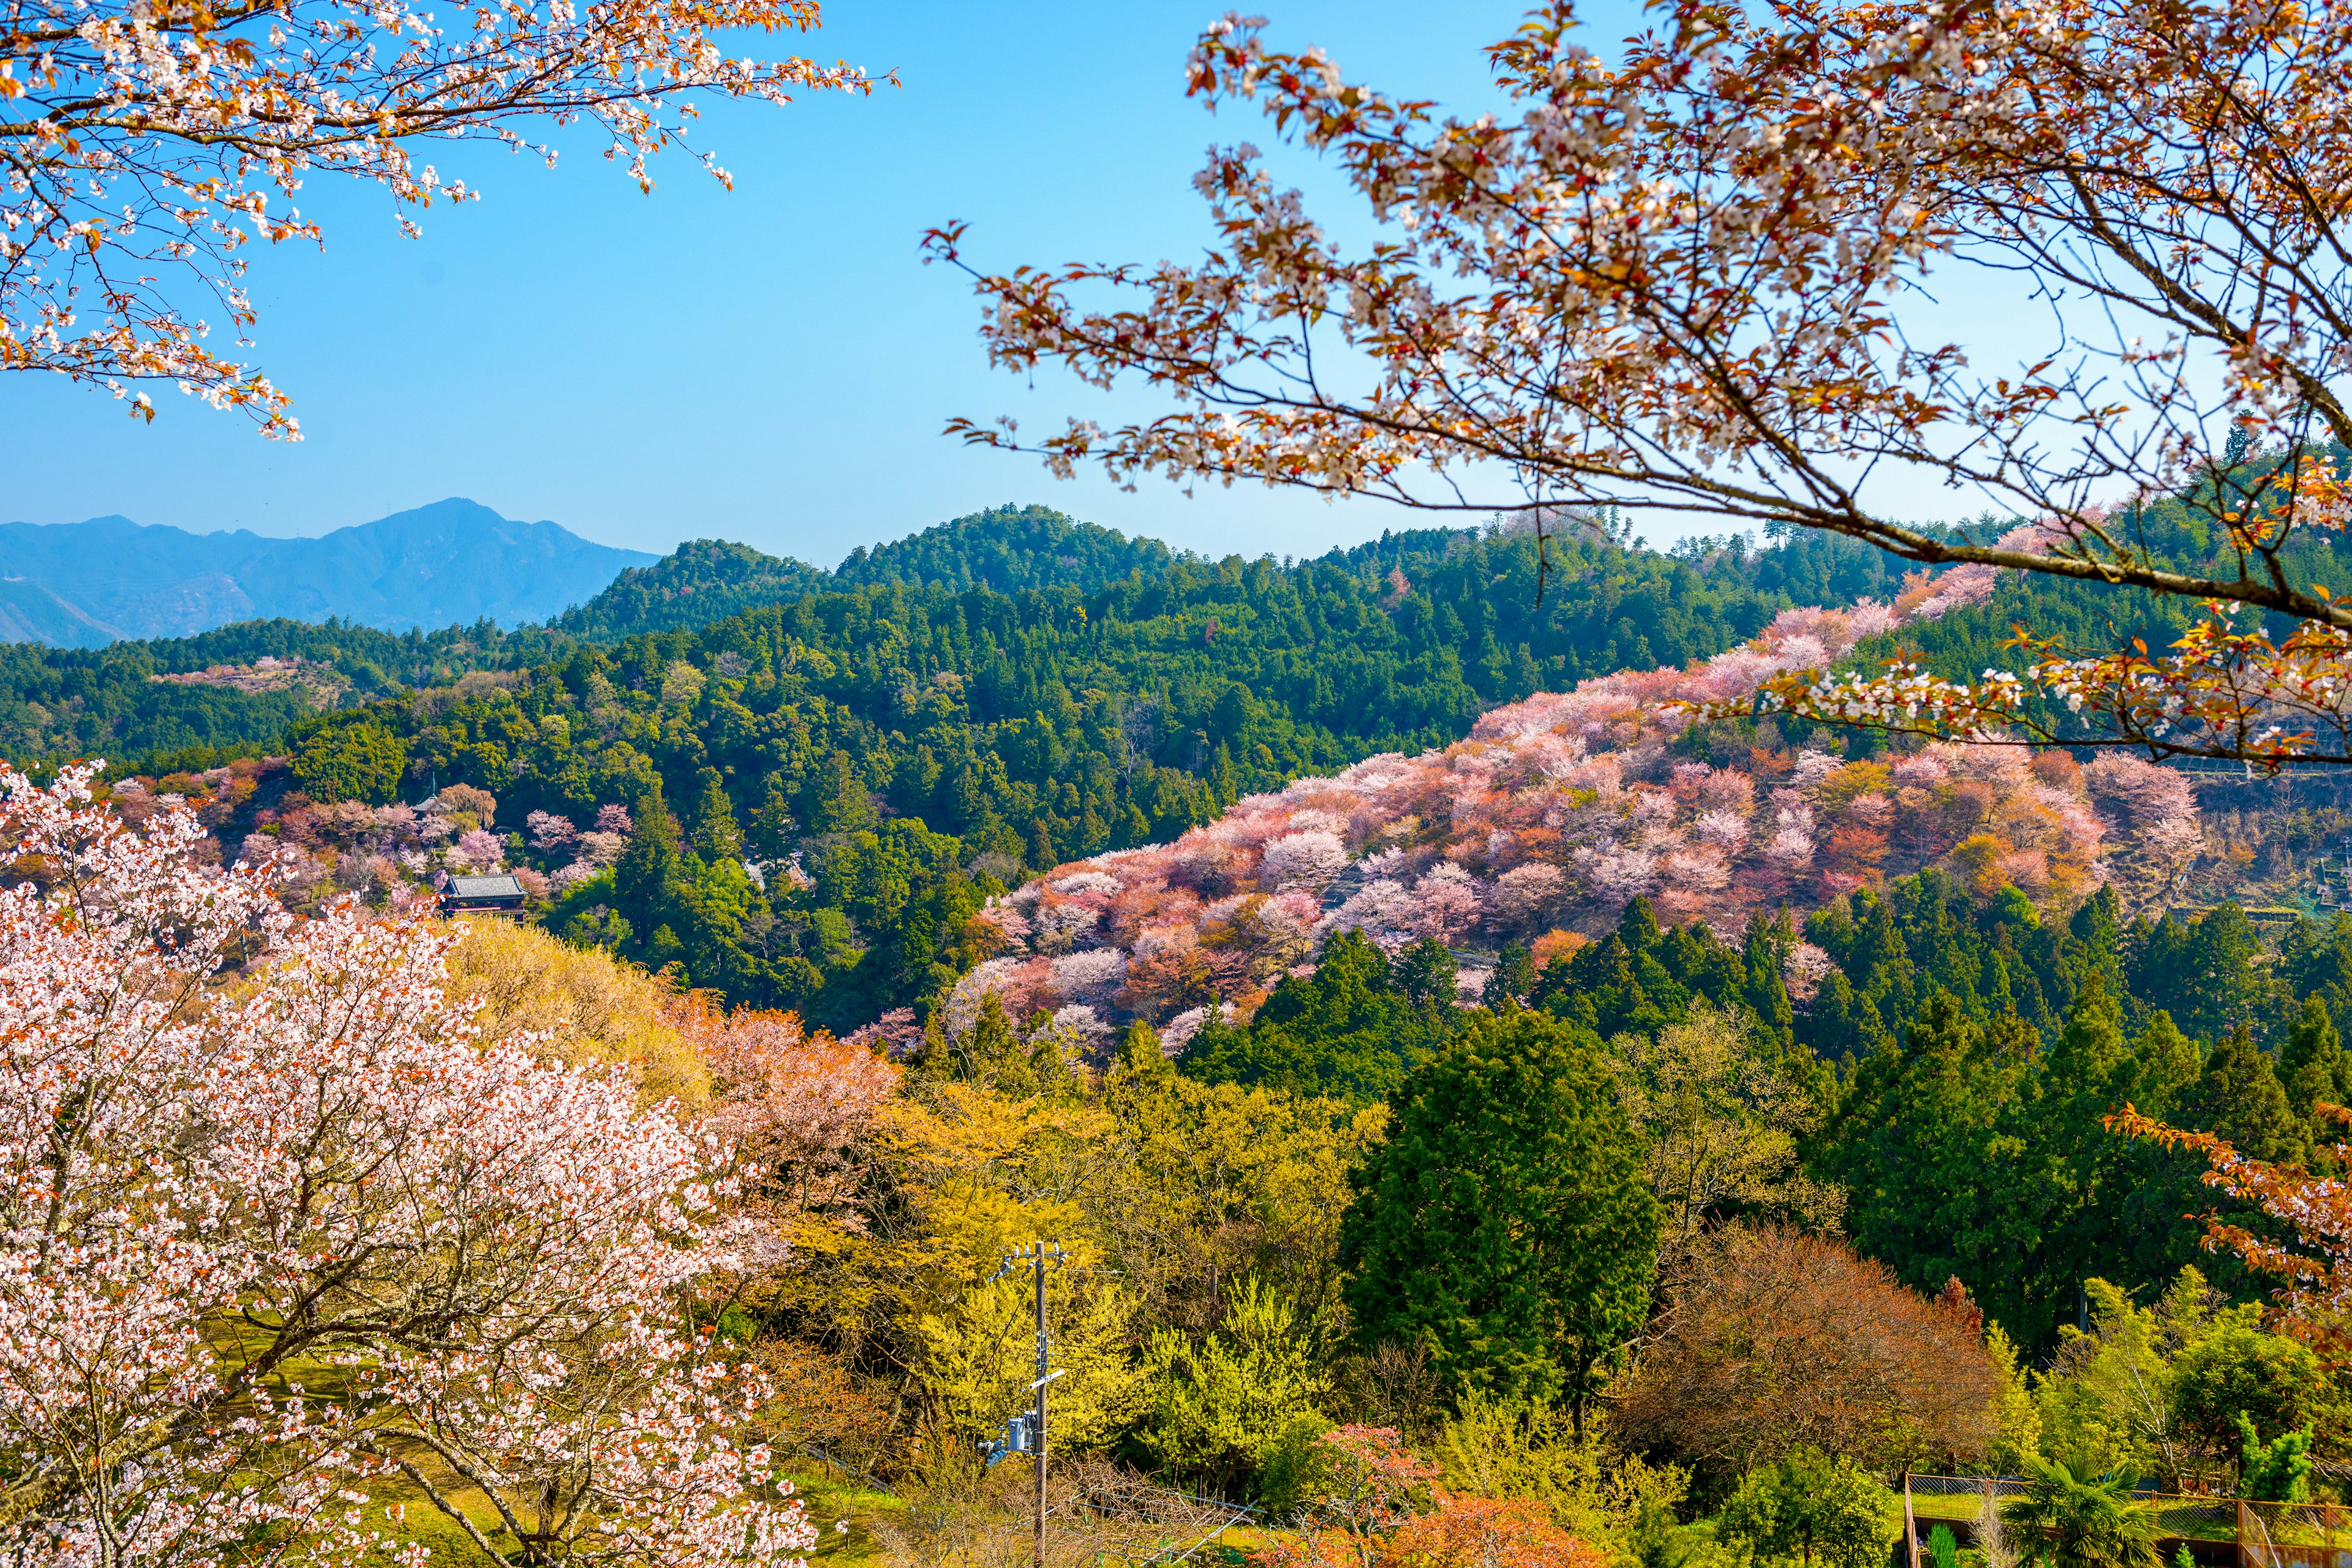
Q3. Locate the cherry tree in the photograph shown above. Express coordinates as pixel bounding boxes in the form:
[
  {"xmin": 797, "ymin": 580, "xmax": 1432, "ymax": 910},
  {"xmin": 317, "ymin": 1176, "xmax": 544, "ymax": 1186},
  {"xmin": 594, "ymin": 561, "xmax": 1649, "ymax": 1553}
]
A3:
[
  {"xmin": 450, "ymin": 825, "xmax": 506, "ymax": 873},
  {"xmin": 681, "ymin": 1000, "xmax": 899, "ymax": 1234},
  {"xmin": 4, "ymin": 0, "xmax": 876, "ymax": 429},
  {"xmin": 930, "ymin": 0, "xmax": 2352, "ymax": 764},
  {"xmin": 945, "ymin": 601, "xmax": 2171, "ymax": 1042},
  {"xmin": 2113, "ymin": 1104, "xmax": 2352, "ymax": 1360},
  {"xmin": 0, "ymin": 764, "xmax": 813, "ymax": 1568}
]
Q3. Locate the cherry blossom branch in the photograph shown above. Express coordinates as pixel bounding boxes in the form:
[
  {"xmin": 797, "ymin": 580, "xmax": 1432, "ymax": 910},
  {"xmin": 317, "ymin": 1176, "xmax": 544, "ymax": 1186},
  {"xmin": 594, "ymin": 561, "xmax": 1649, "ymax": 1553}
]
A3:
[
  {"xmin": 930, "ymin": 0, "xmax": 2352, "ymax": 760},
  {"xmin": 2, "ymin": 0, "xmax": 884, "ymax": 429}
]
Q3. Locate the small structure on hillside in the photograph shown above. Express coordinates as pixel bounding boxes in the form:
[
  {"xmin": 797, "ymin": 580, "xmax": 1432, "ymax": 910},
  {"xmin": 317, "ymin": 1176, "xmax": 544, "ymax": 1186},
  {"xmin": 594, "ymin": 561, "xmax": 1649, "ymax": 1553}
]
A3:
[{"xmin": 442, "ymin": 873, "xmax": 528, "ymax": 919}]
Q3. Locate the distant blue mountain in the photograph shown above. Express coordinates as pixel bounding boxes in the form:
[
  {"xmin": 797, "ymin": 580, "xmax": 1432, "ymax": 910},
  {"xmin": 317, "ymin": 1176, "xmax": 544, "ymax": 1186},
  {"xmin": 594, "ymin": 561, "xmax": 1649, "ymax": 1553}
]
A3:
[{"xmin": 0, "ymin": 499, "xmax": 655, "ymax": 646}]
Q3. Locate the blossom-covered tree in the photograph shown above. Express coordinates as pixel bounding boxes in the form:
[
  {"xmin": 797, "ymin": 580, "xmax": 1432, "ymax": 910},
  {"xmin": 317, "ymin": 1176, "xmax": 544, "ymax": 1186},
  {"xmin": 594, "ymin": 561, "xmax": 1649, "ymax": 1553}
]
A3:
[
  {"xmin": 930, "ymin": 1, "xmax": 2352, "ymax": 764},
  {"xmin": 0, "ymin": 764, "xmax": 813, "ymax": 1568},
  {"xmin": 681, "ymin": 999, "xmax": 899, "ymax": 1237},
  {"xmin": 4, "ymin": 0, "xmax": 876, "ymax": 428},
  {"xmin": 529, "ymin": 809, "xmax": 582, "ymax": 854},
  {"xmin": 936, "ymin": 597, "xmax": 2184, "ymax": 1046},
  {"xmin": 450, "ymin": 824, "xmax": 506, "ymax": 872}
]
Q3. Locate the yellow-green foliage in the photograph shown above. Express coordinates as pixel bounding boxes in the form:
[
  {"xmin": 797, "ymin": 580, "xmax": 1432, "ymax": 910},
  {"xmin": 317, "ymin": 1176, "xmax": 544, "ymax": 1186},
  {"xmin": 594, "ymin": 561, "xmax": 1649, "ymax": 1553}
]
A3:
[
  {"xmin": 1134, "ymin": 1278, "xmax": 1335, "ymax": 1490},
  {"xmin": 913, "ymin": 1265, "xmax": 1144, "ymax": 1454},
  {"xmin": 1431, "ymin": 1398, "xmax": 1687, "ymax": 1563},
  {"xmin": 1097, "ymin": 1050, "xmax": 1387, "ymax": 1333},
  {"xmin": 2037, "ymin": 1277, "xmax": 2182, "ymax": 1480},
  {"xmin": 788, "ymin": 1033, "xmax": 1386, "ymax": 1469},
  {"xmin": 2034, "ymin": 1267, "xmax": 2337, "ymax": 1490},
  {"xmin": 868, "ymin": 1080, "xmax": 1144, "ymax": 1449},
  {"xmin": 1986, "ymin": 1323, "xmax": 2043, "ymax": 1474},
  {"xmin": 441, "ymin": 918, "xmax": 707, "ymax": 1109}
]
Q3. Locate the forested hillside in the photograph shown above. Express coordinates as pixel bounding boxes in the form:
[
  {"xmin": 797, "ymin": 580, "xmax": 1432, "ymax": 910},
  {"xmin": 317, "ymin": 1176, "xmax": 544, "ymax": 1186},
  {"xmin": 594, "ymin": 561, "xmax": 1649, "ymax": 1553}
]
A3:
[
  {"xmin": 35, "ymin": 0, "xmax": 2352, "ymax": 1548},
  {"xmin": 907, "ymin": 626, "xmax": 2352, "ymax": 1370},
  {"xmin": 0, "ymin": 497, "xmax": 1936, "ymax": 781},
  {"xmin": 548, "ymin": 503, "xmax": 1180, "ymax": 639},
  {"xmin": 0, "ymin": 616, "xmax": 568, "ymax": 771},
  {"xmin": 0, "ymin": 504, "xmax": 1196, "ymax": 765},
  {"xmin": 118, "ymin": 519, "xmax": 1922, "ymax": 1031},
  {"xmin": 69, "ymin": 496, "xmax": 2352, "ymax": 1539}
]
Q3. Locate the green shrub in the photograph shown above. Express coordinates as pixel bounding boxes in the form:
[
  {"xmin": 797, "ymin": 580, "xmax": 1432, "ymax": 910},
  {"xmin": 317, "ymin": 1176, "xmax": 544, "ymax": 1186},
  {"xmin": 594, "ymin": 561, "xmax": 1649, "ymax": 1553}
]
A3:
[{"xmin": 1717, "ymin": 1449, "xmax": 1888, "ymax": 1568}]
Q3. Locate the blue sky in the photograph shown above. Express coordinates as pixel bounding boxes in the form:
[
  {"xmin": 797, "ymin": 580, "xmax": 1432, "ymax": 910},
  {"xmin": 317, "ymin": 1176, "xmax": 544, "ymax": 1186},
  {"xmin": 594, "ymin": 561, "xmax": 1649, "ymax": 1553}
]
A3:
[{"xmin": 2, "ymin": 1, "xmax": 1619, "ymax": 564}]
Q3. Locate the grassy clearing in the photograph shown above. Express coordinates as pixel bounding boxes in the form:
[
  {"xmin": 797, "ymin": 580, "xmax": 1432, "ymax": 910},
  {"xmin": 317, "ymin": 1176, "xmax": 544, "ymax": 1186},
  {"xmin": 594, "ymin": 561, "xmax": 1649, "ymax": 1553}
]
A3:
[
  {"xmin": 778, "ymin": 1463, "xmax": 903, "ymax": 1564},
  {"xmin": 1909, "ymin": 1490, "xmax": 1995, "ymax": 1524}
]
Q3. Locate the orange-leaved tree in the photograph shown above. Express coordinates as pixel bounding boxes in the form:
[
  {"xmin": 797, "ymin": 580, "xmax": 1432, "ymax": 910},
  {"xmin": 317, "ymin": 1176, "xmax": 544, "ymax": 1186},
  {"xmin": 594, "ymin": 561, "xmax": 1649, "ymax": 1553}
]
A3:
[
  {"xmin": 1252, "ymin": 1425, "xmax": 1607, "ymax": 1568},
  {"xmin": 2110, "ymin": 1104, "xmax": 2352, "ymax": 1359},
  {"xmin": 928, "ymin": 0, "xmax": 2352, "ymax": 765},
  {"xmin": 1614, "ymin": 1225, "xmax": 1997, "ymax": 1478},
  {"xmin": 2, "ymin": 0, "xmax": 878, "ymax": 431}
]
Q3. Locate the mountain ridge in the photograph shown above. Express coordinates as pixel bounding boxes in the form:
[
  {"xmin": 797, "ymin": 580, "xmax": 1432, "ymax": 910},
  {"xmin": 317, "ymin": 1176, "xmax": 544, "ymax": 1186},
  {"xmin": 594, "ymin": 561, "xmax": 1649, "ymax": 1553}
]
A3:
[
  {"xmin": 0, "ymin": 500, "xmax": 656, "ymax": 646},
  {"xmin": 548, "ymin": 503, "xmax": 1184, "ymax": 641}
]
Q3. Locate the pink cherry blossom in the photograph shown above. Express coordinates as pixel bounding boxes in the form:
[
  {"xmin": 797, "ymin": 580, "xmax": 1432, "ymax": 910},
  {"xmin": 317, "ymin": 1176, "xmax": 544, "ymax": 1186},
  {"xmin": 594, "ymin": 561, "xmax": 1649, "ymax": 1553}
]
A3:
[
  {"xmin": 1410, "ymin": 864, "xmax": 1485, "ymax": 945},
  {"xmin": 0, "ymin": 766, "xmax": 815, "ymax": 1568},
  {"xmin": 448, "ymin": 827, "xmax": 505, "ymax": 873},
  {"xmin": 837, "ymin": 572, "xmax": 2203, "ymax": 1037},
  {"xmin": 1785, "ymin": 941, "xmax": 1838, "ymax": 1006},
  {"xmin": 1259, "ymin": 829, "xmax": 1352, "ymax": 890}
]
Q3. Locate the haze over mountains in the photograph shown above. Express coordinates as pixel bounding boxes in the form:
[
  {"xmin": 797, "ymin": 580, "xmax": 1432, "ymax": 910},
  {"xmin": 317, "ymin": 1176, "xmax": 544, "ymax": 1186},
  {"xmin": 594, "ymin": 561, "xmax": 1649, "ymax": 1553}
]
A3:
[
  {"xmin": 0, "ymin": 499, "xmax": 655, "ymax": 646},
  {"xmin": 0, "ymin": 498, "xmax": 1191, "ymax": 649}
]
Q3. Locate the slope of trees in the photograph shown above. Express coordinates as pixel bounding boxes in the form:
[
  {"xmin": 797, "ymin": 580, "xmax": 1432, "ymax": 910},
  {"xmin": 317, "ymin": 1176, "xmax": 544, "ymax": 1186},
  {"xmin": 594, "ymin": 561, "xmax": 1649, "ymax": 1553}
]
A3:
[
  {"xmin": 0, "ymin": 618, "xmax": 564, "ymax": 771},
  {"xmin": 945, "ymin": 567, "xmax": 2186, "ymax": 1066},
  {"xmin": 0, "ymin": 502, "xmax": 1922, "ymax": 793},
  {"xmin": 234, "ymin": 521, "xmax": 1891, "ymax": 1028},
  {"xmin": 44, "ymin": 748, "xmax": 2352, "ymax": 1568},
  {"xmin": 548, "ymin": 504, "xmax": 1182, "ymax": 641}
]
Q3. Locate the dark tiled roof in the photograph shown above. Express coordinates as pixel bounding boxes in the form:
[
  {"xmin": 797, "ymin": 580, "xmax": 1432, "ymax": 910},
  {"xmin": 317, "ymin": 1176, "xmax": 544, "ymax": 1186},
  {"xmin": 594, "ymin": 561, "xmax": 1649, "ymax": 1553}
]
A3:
[{"xmin": 446, "ymin": 874, "xmax": 526, "ymax": 900}]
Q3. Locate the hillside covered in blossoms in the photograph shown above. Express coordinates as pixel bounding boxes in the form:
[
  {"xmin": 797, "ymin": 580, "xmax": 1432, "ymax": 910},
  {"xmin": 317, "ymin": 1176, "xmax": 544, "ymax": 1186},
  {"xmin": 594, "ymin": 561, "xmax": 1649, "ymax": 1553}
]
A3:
[{"xmin": 940, "ymin": 575, "xmax": 2208, "ymax": 1060}]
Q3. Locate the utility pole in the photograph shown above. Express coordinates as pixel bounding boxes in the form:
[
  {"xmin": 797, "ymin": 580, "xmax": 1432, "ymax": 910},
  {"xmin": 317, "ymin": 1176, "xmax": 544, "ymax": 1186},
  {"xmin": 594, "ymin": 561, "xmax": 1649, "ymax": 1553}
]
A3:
[
  {"xmin": 985, "ymin": 1239, "xmax": 1067, "ymax": 1567},
  {"xmin": 1030, "ymin": 1240, "xmax": 1050, "ymax": 1568}
]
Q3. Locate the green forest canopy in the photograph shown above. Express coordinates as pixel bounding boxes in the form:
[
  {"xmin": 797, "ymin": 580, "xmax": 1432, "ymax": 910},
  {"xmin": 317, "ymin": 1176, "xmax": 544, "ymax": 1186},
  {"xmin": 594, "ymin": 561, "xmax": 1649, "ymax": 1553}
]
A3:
[{"xmin": 258, "ymin": 519, "xmax": 1925, "ymax": 1027}]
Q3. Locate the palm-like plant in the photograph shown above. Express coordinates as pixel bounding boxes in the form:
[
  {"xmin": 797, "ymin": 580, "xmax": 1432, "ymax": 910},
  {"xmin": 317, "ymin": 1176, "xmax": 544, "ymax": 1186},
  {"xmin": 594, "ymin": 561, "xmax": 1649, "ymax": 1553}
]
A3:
[{"xmin": 2005, "ymin": 1457, "xmax": 2163, "ymax": 1568}]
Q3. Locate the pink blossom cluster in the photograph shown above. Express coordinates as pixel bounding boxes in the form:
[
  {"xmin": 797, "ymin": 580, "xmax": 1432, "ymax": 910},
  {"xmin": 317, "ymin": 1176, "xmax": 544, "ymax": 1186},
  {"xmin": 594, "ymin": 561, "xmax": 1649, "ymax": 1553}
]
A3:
[
  {"xmin": 0, "ymin": 766, "xmax": 815, "ymax": 1568},
  {"xmin": 119, "ymin": 760, "xmax": 640, "ymax": 907},
  {"xmin": 684, "ymin": 1001, "xmax": 900, "ymax": 1233},
  {"xmin": 2082, "ymin": 752, "xmax": 2205, "ymax": 900},
  {"xmin": 148, "ymin": 656, "xmax": 350, "ymax": 707},
  {"xmin": 940, "ymin": 591, "xmax": 2201, "ymax": 1037},
  {"xmin": 840, "ymin": 1006, "xmax": 925, "ymax": 1058},
  {"xmin": 532, "ymin": 802, "xmax": 636, "ymax": 892}
]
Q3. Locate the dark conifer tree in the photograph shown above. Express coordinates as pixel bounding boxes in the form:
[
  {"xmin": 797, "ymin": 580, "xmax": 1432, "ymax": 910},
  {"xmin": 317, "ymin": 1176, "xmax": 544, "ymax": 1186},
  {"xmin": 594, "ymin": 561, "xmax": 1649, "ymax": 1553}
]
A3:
[
  {"xmin": 690, "ymin": 765, "xmax": 741, "ymax": 861},
  {"xmin": 1485, "ymin": 940, "xmax": 1537, "ymax": 1009},
  {"xmin": 1343, "ymin": 1008, "xmax": 1657, "ymax": 1418},
  {"xmin": 2193, "ymin": 1022, "xmax": 2306, "ymax": 1167},
  {"xmin": 2282, "ymin": 995, "xmax": 2350, "ymax": 1126}
]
